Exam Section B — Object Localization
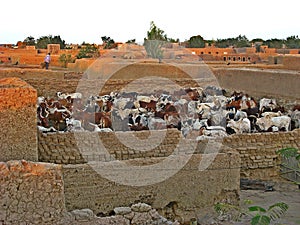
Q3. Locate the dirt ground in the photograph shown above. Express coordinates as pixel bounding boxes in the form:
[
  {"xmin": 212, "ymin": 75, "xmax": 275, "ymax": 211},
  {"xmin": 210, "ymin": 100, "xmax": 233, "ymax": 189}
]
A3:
[
  {"xmin": 203, "ymin": 181, "xmax": 300, "ymax": 225},
  {"xmin": 238, "ymin": 181, "xmax": 300, "ymax": 225}
]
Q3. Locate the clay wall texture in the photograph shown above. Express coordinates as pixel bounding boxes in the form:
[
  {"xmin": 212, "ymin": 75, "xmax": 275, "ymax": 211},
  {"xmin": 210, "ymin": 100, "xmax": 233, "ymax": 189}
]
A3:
[
  {"xmin": 282, "ymin": 55, "xmax": 300, "ymax": 70},
  {"xmin": 213, "ymin": 67, "xmax": 300, "ymax": 99},
  {"xmin": 223, "ymin": 129, "xmax": 300, "ymax": 180},
  {"xmin": 0, "ymin": 48, "xmax": 80, "ymax": 67},
  {"xmin": 37, "ymin": 127, "xmax": 300, "ymax": 222},
  {"xmin": 38, "ymin": 128, "xmax": 300, "ymax": 180},
  {"xmin": 0, "ymin": 77, "xmax": 38, "ymax": 162},
  {"xmin": 38, "ymin": 129, "xmax": 207, "ymax": 163},
  {"xmin": 1, "ymin": 62, "xmax": 299, "ymax": 102},
  {"xmin": 62, "ymin": 152, "xmax": 240, "ymax": 222},
  {"xmin": 0, "ymin": 160, "xmax": 65, "ymax": 224}
]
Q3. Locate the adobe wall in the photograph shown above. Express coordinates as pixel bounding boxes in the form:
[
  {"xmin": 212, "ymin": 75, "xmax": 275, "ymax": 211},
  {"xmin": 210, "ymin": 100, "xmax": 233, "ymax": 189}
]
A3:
[
  {"xmin": 282, "ymin": 55, "xmax": 300, "ymax": 70},
  {"xmin": 0, "ymin": 62, "xmax": 299, "ymax": 103},
  {"xmin": 38, "ymin": 128, "xmax": 300, "ymax": 181},
  {"xmin": 0, "ymin": 160, "xmax": 65, "ymax": 224},
  {"xmin": 36, "ymin": 128, "xmax": 300, "ymax": 223},
  {"xmin": 0, "ymin": 77, "xmax": 38, "ymax": 162},
  {"xmin": 0, "ymin": 48, "xmax": 80, "ymax": 67},
  {"xmin": 0, "ymin": 68, "xmax": 65, "ymax": 80},
  {"xmin": 62, "ymin": 151, "xmax": 240, "ymax": 223},
  {"xmin": 223, "ymin": 129, "xmax": 300, "ymax": 180},
  {"xmin": 38, "ymin": 129, "xmax": 241, "ymax": 223},
  {"xmin": 213, "ymin": 67, "xmax": 300, "ymax": 99},
  {"xmin": 38, "ymin": 129, "xmax": 205, "ymax": 164}
]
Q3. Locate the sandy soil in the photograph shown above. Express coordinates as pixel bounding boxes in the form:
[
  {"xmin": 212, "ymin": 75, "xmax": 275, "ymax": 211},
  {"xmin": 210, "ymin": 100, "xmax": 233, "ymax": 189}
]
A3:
[
  {"xmin": 206, "ymin": 181, "xmax": 300, "ymax": 225},
  {"xmin": 237, "ymin": 181, "xmax": 300, "ymax": 225}
]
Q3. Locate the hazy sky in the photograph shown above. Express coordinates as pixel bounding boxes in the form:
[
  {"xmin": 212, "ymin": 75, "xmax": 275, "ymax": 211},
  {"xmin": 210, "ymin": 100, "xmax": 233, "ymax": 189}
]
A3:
[{"xmin": 1, "ymin": 0, "xmax": 299, "ymax": 44}]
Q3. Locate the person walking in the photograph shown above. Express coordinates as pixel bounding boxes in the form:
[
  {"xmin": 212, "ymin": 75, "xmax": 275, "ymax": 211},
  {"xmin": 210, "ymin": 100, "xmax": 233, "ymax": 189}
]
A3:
[{"xmin": 44, "ymin": 53, "xmax": 51, "ymax": 69}]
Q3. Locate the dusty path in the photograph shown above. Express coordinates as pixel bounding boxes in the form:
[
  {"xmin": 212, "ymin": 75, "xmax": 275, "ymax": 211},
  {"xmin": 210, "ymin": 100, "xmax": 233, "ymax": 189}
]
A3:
[{"xmin": 236, "ymin": 181, "xmax": 300, "ymax": 225}]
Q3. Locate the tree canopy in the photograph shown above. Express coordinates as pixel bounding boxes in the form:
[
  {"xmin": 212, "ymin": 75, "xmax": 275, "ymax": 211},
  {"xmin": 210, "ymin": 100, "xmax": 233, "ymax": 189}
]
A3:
[
  {"xmin": 76, "ymin": 43, "xmax": 99, "ymax": 59},
  {"xmin": 23, "ymin": 36, "xmax": 36, "ymax": 46},
  {"xmin": 101, "ymin": 36, "xmax": 116, "ymax": 49},
  {"xmin": 285, "ymin": 35, "xmax": 300, "ymax": 49},
  {"xmin": 214, "ymin": 35, "xmax": 251, "ymax": 48},
  {"xmin": 146, "ymin": 21, "xmax": 168, "ymax": 41},
  {"xmin": 36, "ymin": 35, "xmax": 66, "ymax": 49},
  {"xmin": 143, "ymin": 21, "xmax": 178, "ymax": 59},
  {"xmin": 186, "ymin": 35, "xmax": 205, "ymax": 48}
]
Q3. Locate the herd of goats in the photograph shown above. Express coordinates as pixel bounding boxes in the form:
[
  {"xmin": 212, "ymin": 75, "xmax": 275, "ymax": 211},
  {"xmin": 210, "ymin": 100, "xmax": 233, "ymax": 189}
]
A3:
[{"xmin": 37, "ymin": 86, "xmax": 300, "ymax": 140}]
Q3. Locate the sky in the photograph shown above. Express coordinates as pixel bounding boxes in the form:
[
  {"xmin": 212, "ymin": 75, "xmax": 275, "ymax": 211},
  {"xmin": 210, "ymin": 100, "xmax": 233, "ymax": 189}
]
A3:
[{"xmin": 1, "ymin": 0, "xmax": 299, "ymax": 45}]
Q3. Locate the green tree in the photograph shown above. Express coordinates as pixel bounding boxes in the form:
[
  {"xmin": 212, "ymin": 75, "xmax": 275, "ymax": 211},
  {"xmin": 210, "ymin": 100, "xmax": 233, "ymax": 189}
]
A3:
[
  {"xmin": 23, "ymin": 36, "xmax": 36, "ymax": 46},
  {"xmin": 215, "ymin": 38, "xmax": 231, "ymax": 48},
  {"xmin": 285, "ymin": 35, "xmax": 300, "ymax": 49},
  {"xmin": 263, "ymin": 38, "xmax": 284, "ymax": 49},
  {"xmin": 51, "ymin": 35, "xmax": 66, "ymax": 49},
  {"xmin": 59, "ymin": 54, "xmax": 74, "ymax": 68},
  {"xmin": 126, "ymin": 39, "xmax": 136, "ymax": 44},
  {"xmin": 187, "ymin": 35, "xmax": 205, "ymax": 48},
  {"xmin": 76, "ymin": 43, "xmax": 99, "ymax": 59},
  {"xmin": 251, "ymin": 38, "xmax": 265, "ymax": 43},
  {"xmin": 36, "ymin": 36, "xmax": 50, "ymax": 49},
  {"xmin": 146, "ymin": 21, "xmax": 168, "ymax": 41},
  {"xmin": 143, "ymin": 21, "xmax": 168, "ymax": 60},
  {"xmin": 36, "ymin": 35, "xmax": 66, "ymax": 49},
  {"xmin": 235, "ymin": 35, "xmax": 251, "ymax": 47},
  {"xmin": 101, "ymin": 36, "xmax": 116, "ymax": 49},
  {"xmin": 168, "ymin": 38, "xmax": 179, "ymax": 43},
  {"xmin": 215, "ymin": 35, "xmax": 250, "ymax": 48}
]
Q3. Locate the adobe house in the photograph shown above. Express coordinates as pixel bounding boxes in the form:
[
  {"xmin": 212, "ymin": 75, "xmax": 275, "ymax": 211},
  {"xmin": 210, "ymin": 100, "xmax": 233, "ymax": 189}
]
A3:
[{"xmin": 47, "ymin": 44, "xmax": 60, "ymax": 55}]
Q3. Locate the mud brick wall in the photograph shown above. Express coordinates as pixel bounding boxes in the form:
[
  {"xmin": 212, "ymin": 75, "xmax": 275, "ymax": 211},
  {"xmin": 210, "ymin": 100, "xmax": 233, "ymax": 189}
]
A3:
[
  {"xmin": 213, "ymin": 67, "xmax": 300, "ymax": 99},
  {"xmin": 223, "ymin": 129, "xmax": 300, "ymax": 180},
  {"xmin": 0, "ymin": 77, "xmax": 38, "ymax": 162},
  {"xmin": 282, "ymin": 55, "xmax": 300, "ymax": 70},
  {"xmin": 0, "ymin": 68, "xmax": 65, "ymax": 80},
  {"xmin": 28, "ymin": 77, "xmax": 217, "ymax": 99},
  {"xmin": 62, "ymin": 151, "xmax": 240, "ymax": 223},
  {"xmin": 38, "ymin": 128, "xmax": 300, "ymax": 181},
  {"xmin": 38, "ymin": 129, "xmax": 207, "ymax": 164},
  {"xmin": 38, "ymin": 132, "xmax": 86, "ymax": 164},
  {"xmin": 1, "ymin": 63, "xmax": 299, "ymax": 104},
  {"xmin": 0, "ymin": 160, "xmax": 65, "ymax": 225}
]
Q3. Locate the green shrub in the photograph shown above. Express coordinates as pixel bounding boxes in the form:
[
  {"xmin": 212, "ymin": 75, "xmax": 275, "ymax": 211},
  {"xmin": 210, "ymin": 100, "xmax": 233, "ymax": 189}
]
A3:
[
  {"xmin": 59, "ymin": 54, "xmax": 74, "ymax": 68},
  {"xmin": 76, "ymin": 44, "xmax": 99, "ymax": 59},
  {"xmin": 215, "ymin": 201, "xmax": 289, "ymax": 225}
]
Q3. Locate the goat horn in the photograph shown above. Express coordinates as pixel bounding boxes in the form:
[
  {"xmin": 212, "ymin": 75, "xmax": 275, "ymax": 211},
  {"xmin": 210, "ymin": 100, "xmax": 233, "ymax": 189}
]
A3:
[{"xmin": 39, "ymin": 111, "xmax": 44, "ymax": 119}]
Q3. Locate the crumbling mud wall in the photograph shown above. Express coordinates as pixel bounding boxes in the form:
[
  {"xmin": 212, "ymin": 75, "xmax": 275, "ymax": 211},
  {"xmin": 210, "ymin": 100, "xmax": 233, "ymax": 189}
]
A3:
[
  {"xmin": 0, "ymin": 160, "xmax": 65, "ymax": 224},
  {"xmin": 0, "ymin": 77, "xmax": 37, "ymax": 162},
  {"xmin": 62, "ymin": 151, "xmax": 240, "ymax": 223}
]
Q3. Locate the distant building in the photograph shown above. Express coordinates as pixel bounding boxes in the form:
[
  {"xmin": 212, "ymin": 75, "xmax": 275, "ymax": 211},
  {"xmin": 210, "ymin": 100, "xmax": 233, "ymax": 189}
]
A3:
[{"xmin": 47, "ymin": 44, "xmax": 60, "ymax": 54}]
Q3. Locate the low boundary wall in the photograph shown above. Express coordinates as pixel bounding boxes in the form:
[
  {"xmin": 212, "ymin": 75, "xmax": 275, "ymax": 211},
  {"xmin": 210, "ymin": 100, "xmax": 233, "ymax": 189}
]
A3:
[
  {"xmin": 38, "ymin": 129, "xmax": 300, "ymax": 181},
  {"xmin": 62, "ymin": 152, "xmax": 240, "ymax": 223},
  {"xmin": 213, "ymin": 67, "xmax": 300, "ymax": 98}
]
